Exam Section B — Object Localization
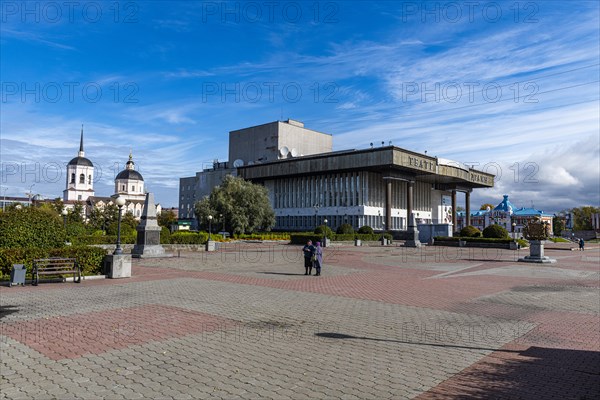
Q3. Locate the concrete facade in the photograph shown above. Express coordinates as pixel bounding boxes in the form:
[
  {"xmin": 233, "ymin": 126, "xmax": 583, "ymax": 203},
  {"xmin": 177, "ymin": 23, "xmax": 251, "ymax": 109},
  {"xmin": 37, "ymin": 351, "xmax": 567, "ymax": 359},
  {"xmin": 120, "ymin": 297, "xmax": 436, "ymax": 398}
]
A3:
[{"xmin": 228, "ymin": 119, "xmax": 332, "ymax": 165}]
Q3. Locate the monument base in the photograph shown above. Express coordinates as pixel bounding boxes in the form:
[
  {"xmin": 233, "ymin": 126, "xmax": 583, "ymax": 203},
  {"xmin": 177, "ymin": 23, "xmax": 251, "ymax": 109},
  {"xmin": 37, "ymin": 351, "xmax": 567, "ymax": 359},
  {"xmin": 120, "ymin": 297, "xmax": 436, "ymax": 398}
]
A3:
[
  {"xmin": 518, "ymin": 256, "xmax": 557, "ymax": 264},
  {"xmin": 404, "ymin": 226, "xmax": 422, "ymax": 248},
  {"xmin": 518, "ymin": 240, "xmax": 556, "ymax": 264},
  {"xmin": 104, "ymin": 254, "xmax": 132, "ymax": 278},
  {"xmin": 131, "ymin": 245, "xmax": 172, "ymax": 258}
]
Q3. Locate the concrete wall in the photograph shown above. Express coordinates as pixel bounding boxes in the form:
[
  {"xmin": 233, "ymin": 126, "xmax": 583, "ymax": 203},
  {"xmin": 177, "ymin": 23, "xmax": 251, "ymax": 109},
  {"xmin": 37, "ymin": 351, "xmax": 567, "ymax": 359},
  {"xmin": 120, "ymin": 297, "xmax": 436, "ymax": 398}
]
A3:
[{"xmin": 228, "ymin": 120, "xmax": 332, "ymax": 165}]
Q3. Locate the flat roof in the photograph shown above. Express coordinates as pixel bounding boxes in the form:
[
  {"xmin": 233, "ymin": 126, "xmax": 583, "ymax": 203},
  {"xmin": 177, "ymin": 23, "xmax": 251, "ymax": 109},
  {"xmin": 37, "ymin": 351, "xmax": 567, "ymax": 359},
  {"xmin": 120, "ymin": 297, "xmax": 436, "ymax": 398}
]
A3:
[{"xmin": 238, "ymin": 146, "xmax": 494, "ymax": 189}]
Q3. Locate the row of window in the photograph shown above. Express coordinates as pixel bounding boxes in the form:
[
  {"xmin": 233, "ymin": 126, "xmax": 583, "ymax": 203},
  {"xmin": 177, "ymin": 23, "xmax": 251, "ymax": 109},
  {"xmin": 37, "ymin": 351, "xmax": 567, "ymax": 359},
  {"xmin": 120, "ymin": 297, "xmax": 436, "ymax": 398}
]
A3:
[
  {"xmin": 271, "ymin": 172, "xmax": 432, "ymax": 210},
  {"xmin": 70, "ymin": 173, "xmax": 92, "ymax": 185},
  {"xmin": 274, "ymin": 215, "xmax": 410, "ymax": 231}
]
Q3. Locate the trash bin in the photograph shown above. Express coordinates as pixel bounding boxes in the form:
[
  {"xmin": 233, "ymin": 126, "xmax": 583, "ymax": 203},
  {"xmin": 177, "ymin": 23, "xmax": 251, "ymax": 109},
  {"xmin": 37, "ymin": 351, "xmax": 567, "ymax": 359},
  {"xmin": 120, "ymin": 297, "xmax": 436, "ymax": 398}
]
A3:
[{"xmin": 9, "ymin": 264, "xmax": 26, "ymax": 287}]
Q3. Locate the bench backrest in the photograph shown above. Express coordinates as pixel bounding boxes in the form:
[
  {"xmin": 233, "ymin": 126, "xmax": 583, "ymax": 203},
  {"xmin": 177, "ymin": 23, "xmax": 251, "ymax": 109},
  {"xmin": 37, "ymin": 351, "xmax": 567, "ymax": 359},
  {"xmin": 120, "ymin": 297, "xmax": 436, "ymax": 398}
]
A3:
[{"xmin": 33, "ymin": 258, "xmax": 78, "ymax": 268}]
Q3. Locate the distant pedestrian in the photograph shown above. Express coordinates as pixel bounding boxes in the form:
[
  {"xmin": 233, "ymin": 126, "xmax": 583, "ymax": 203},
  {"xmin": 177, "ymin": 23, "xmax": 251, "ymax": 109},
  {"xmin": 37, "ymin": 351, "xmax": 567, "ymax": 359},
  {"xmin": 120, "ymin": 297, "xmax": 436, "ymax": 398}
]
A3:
[
  {"xmin": 302, "ymin": 240, "xmax": 316, "ymax": 275},
  {"xmin": 314, "ymin": 242, "xmax": 323, "ymax": 276},
  {"xmin": 579, "ymin": 238, "xmax": 585, "ymax": 251}
]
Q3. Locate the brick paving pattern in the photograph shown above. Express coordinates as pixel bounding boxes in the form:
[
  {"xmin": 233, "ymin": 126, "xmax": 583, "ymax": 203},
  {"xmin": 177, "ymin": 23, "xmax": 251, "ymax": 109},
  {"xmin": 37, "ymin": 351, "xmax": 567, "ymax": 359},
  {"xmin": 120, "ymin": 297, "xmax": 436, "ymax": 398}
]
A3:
[{"xmin": 1, "ymin": 242, "xmax": 598, "ymax": 399}]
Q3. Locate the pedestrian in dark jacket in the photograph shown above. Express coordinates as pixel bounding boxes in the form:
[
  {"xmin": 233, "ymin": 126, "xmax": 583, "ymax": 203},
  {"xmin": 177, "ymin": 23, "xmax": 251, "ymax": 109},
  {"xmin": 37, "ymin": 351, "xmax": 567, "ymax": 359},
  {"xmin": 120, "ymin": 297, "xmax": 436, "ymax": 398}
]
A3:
[
  {"xmin": 579, "ymin": 238, "xmax": 585, "ymax": 251},
  {"xmin": 302, "ymin": 240, "xmax": 316, "ymax": 275},
  {"xmin": 314, "ymin": 241, "xmax": 323, "ymax": 276}
]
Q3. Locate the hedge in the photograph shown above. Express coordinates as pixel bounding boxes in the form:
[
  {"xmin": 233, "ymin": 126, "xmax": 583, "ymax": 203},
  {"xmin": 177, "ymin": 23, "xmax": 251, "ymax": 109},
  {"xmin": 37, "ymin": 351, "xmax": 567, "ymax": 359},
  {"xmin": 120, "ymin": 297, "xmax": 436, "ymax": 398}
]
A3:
[
  {"xmin": 0, "ymin": 246, "xmax": 107, "ymax": 278},
  {"xmin": 70, "ymin": 235, "xmax": 136, "ymax": 245},
  {"xmin": 234, "ymin": 233, "xmax": 291, "ymax": 240},
  {"xmin": 435, "ymin": 236, "xmax": 514, "ymax": 243},
  {"xmin": 170, "ymin": 231, "xmax": 209, "ymax": 244},
  {"xmin": 0, "ymin": 207, "xmax": 66, "ymax": 249},
  {"xmin": 290, "ymin": 233, "xmax": 393, "ymax": 245}
]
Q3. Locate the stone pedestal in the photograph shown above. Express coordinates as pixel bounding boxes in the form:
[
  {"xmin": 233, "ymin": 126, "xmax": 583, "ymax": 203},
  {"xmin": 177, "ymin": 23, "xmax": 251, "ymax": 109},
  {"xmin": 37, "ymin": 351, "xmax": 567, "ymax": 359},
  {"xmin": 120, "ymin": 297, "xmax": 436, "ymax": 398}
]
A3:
[
  {"xmin": 518, "ymin": 240, "xmax": 556, "ymax": 264},
  {"xmin": 104, "ymin": 254, "xmax": 131, "ymax": 278},
  {"xmin": 131, "ymin": 192, "xmax": 170, "ymax": 258},
  {"xmin": 404, "ymin": 214, "xmax": 422, "ymax": 248},
  {"xmin": 205, "ymin": 240, "xmax": 217, "ymax": 252}
]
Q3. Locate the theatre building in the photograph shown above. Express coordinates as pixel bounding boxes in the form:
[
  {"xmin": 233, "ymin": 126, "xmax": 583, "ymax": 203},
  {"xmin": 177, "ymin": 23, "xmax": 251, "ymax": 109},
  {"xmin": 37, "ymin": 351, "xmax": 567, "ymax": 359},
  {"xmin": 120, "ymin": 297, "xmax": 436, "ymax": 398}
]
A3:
[{"xmin": 179, "ymin": 120, "xmax": 494, "ymax": 237}]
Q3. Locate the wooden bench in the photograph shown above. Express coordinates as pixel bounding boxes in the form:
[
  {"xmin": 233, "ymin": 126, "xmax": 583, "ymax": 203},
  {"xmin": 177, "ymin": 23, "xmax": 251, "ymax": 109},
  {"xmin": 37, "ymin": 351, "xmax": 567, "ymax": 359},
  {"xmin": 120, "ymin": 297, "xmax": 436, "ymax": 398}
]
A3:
[{"xmin": 33, "ymin": 258, "xmax": 81, "ymax": 286}]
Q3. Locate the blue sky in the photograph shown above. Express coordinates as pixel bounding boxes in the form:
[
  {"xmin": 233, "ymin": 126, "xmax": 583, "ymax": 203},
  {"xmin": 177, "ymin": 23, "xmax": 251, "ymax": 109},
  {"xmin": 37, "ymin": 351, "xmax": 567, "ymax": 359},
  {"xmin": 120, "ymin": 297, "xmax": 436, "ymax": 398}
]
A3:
[{"xmin": 1, "ymin": 1, "xmax": 599, "ymax": 212}]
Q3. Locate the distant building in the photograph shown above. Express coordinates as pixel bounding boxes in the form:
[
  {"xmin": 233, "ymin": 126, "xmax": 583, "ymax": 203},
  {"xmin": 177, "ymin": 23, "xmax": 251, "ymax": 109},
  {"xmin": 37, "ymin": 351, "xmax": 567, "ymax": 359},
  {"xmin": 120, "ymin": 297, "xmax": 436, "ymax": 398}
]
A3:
[
  {"xmin": 180, "ymin": 119, "xmax": 495, "ymax": 233},
  {"xmin": 62, "ymin": 128, "xmax": 160, "ymax": 219},
  {"xmin": 63, "ymin": 126, "xmax": 95, "ymax": 203},
  {"xmin": 457, "ymin": 195, "xmax": 554, "ymax": 235}
]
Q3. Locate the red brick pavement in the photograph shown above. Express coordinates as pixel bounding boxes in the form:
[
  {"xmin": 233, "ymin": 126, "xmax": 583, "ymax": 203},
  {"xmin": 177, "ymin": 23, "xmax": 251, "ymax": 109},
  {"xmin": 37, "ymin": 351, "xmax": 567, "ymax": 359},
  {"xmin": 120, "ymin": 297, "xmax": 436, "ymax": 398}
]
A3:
[{"xmin": 1, "ymin": 304, "xmax": 233, "ymax": 360}]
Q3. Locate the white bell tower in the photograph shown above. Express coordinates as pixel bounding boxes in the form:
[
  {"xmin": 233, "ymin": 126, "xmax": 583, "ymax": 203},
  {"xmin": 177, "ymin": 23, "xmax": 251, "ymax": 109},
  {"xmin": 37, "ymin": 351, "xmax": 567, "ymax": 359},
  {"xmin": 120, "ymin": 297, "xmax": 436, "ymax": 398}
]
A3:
[{"xmin": 63, "ymin": 125, "xmax": 95, "ymax": 202}]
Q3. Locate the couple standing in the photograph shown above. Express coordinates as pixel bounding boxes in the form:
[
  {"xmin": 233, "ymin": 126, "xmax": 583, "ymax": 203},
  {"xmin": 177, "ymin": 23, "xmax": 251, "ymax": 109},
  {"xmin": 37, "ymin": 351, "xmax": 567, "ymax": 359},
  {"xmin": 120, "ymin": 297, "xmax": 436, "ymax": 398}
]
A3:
[{"xmin": 302, "ymin": 240, "xmax": 323, "ymax": 276}]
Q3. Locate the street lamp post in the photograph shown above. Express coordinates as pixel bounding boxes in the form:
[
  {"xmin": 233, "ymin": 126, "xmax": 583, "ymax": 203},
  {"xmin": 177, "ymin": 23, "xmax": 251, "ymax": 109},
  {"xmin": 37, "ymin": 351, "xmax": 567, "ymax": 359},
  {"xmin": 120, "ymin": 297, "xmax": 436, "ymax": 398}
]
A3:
[
  {"xmin": 220, "ymin": 213, "xmax": 225, "ymax": 239},
  {"xmin": 208, "ymin": 215, "xmax": 213, "ymax": 241},
  {"xmin": 381, "ymin": 221, "xmax": 386, "ymax": 245},
  {"xmin": 113, "ymin": 196, "xmax": 126, "ymax": 255},
  {"xmin": 62, "ymin": 208, "xmax": 68, "ymax": 230},
  {"xmin": 512, "ymin": 222, "xmax": 516, "ymax": 240},
  {"xmin": 323, "ymin": 218, "xmax": 328, "ymax": 247}
]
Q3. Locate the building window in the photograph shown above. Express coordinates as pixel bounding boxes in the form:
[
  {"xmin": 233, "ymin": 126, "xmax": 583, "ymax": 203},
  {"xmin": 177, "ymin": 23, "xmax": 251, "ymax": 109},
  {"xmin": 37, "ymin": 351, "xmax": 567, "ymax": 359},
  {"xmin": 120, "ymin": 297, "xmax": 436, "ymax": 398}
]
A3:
[
  {"xmin": 70, "ymin": 173, "xmax": 75, "ymax": 184},
  {"xmin": 132, "ymin": 186, "xmax": 135, "ymax": 192},
  {"xmin": 79, "ymin": 174, "xmax": 85, "ymax": 184},
  {"xmin": 78, "ymin": 195, "xmax": 82, "ymax": 200},
  {"xmin": 88, "ymin": 175, "xmax": 92, "ymax": 185},
  {"xmin": 122, "ymin": 185, "xmax": 125, "ymax": 191}
]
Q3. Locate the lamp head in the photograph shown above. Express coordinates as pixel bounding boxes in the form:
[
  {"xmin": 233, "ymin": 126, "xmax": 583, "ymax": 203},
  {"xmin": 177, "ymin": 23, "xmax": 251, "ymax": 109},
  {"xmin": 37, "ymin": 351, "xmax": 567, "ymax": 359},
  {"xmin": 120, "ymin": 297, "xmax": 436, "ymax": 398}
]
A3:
[
  {"xmin": 62, "ymin": 209, "xmax": 68, "ymax": 216},
  {"xmin": 116, "ymin": 196, "xmax": 126, "ymax": 207}
]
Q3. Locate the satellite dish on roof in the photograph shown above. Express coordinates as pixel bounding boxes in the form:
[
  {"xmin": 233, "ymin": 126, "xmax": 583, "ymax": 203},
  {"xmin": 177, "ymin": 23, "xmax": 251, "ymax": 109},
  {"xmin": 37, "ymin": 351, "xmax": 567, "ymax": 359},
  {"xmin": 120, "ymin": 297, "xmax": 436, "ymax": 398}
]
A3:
[
  {"xmin": 290, "ymin": 148, "xmax": 298, "ymax": 157},
  {"xmin": 233, "ymin": 159, "xmax": 244, "ymax": 168},
  {"xmin": 247, "ymin": 161, "xmax": 255, "ymax": 165},
  {"xmin": 279, "ymin": 146, "xmax": 289, "ymax": 158}
]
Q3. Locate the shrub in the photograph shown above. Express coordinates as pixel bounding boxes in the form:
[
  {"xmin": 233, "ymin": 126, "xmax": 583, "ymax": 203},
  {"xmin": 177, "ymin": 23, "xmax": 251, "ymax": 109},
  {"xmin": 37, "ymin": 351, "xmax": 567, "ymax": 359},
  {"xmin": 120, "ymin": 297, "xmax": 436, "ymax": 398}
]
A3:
[
  {"xmin": 357, "ymin": 225, "xmax": 374, "ymax": 234},
  {"xmin": 0, "ymin": 207, "xmax": 66, "ymax": 249},
  {"xmin": 160, "ymin": 226, "xmax": 171, "ymax": 244},
  {"xmin": 0, "ymin": 246, "xmax": 107, "ymax": 278},
  {"xmin": 482, "ymin": 224, "xmax": 509, "ymax": 239},
  {"xmin": 71, "ymin": 235, "xmax": 135, "ymax": 246},
  {"xmin": 336, "ymin": 223, "xmax": 354, "ymax": 235},
  {"xmin": 170, "ymin": 231, "xmax": 209, "ymax": 244},
  {"xmin": 460, "ymin": 225, "xmax": 482, "ymax": 238},
  {"xmin": 314, "ymin": 225, "xmax": 334, "ymax": 237},
  {"xmin": 290, "ymin": 233, "xmax": 393, "ymax": 245}
]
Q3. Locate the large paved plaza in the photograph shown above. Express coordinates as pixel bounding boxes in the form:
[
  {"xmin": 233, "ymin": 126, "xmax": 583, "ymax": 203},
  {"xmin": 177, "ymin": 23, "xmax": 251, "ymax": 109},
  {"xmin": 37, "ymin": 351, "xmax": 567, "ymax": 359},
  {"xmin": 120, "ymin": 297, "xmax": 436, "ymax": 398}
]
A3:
[{"xmin": 1, "ymin": 243, "xmax": 599, "ymax": 399}]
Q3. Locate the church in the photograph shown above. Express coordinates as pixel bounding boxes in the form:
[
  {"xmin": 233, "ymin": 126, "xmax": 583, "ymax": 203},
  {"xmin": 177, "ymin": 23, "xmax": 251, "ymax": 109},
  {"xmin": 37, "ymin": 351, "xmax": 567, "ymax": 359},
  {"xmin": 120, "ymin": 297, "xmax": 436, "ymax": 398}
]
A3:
[{"xmin": 63, "ymin": 127, "xmax": 161, "ymax": 219}]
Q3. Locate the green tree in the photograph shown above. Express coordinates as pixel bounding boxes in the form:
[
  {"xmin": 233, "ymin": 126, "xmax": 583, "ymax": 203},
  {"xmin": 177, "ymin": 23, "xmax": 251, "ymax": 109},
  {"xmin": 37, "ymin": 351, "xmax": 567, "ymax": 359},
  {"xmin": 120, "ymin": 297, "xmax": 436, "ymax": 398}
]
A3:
[
  {"xmin": 158, "ymin": 209, "xmax": 177, "ymax": 228},
  {"xmin": 194, "ymin": 175, "xmax": 275, "ymax": 234},
  {"xmin": 68, "ymin": 202, "xmax": 86, "ymax": 224},
  {"xmin": 89, "ymin": 203, "xmax": 118, "ymax": 232},
  {"xmin": 552, "ymin": 216, "xmax": 564, "ymax": 236},
  {"xmin": 480, "ymin": 203, "xmax": 495, "ymax": 211},
  {"xmin": 571, "ymin": 206, "xmax": 600, "ymax": 231}
]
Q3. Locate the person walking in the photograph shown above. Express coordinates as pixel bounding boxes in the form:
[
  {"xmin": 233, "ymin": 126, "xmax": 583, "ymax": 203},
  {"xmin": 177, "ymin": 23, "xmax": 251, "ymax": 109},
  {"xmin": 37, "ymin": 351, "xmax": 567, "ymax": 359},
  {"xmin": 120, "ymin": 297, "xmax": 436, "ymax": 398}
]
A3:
[
  {"xmin": 314, "ymin": 241, "xmax": 323, "ymax": 276},
  {"xmin": 579, "ymin": 238, "xmax": 585, "ymax": 251},
  {"xmin": 302, "ymin": 240, "xmax": 316, "ymax": 275}
]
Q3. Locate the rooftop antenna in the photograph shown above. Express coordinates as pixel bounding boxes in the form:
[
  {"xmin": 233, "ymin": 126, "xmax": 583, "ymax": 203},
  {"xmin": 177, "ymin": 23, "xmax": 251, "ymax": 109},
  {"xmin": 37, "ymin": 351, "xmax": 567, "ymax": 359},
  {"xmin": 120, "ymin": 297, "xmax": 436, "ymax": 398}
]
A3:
[
  {"xmin": 381, "ymin": 141, "xmax": 384, "ymax": 147},
  {"xmin": 424, "ymin": 150, "xmax": 428, "ymax": 154},
  {"xmin": 370, "ymin": 142, "xmax": 373, "ymax": 148}
]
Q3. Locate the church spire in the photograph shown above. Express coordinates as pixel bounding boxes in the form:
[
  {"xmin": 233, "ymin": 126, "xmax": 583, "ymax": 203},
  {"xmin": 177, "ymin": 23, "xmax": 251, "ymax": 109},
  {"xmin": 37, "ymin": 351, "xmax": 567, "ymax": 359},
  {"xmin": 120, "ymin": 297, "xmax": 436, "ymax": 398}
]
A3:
[{"xmin": 78, "ymin": 124, "xmax": 85, "ymax": 157}]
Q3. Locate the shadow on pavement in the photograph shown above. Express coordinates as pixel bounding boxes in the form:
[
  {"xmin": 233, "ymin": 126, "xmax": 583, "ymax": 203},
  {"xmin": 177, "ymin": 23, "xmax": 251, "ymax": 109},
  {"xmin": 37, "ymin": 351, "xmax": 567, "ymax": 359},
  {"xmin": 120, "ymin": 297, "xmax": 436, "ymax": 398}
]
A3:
[
  {"xmin": 0, "ymin": 305, "xmax": 19, "ymax": 320},
  {"xmin": 259, "ymin": 272, "xmax": 307, "ymax": 276},
  {"xmin": 420, "ymin": 346, "xmax": 600, "ymax": 399},
  {"xmin": 315, "ymin": 332, "xmax": 520, "ymax": 353}
]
